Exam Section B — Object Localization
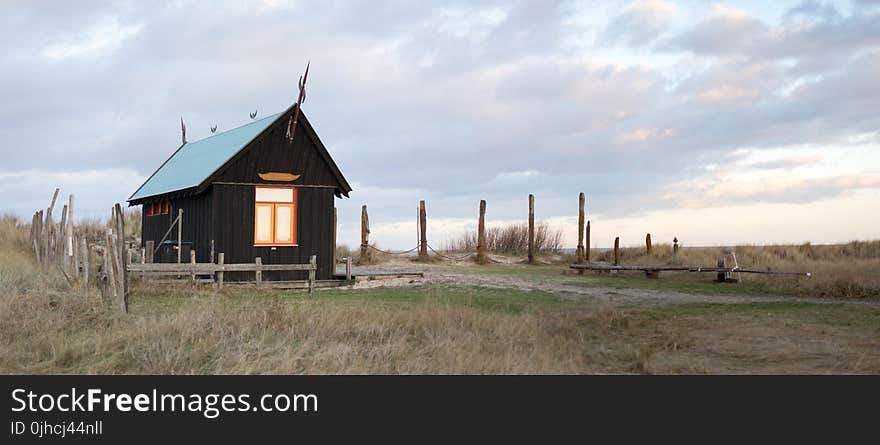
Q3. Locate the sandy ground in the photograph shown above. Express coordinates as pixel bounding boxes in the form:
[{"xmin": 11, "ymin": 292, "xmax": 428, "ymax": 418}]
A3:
[{"xmin": 341, "ymin": 259, "xmax": 879, "ymax": 306}]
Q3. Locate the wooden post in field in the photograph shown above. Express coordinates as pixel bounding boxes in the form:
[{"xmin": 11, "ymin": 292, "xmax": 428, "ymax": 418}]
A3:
[
  {"xmin": 613, "ymin": 237, "xmax": 620, "ymax": 266},
  {"xmin": 59, "ymin": 204, "xmax": 68, "ymax": 272},
  {"xmin": 44, "ymin": 188, "xmax": 59, "ymax": 268},
  {"xmin": 80, "ymin": 237, "xmax": 89, "ymax": 288},
  {"xmin": 419, "ymin": 200, "xmax": 428, "ymax": 260},
  {"xmin": 190, "ymin": 249, "xmax": 197, "ymax": 282},
  {"xmin": 360, "ymin": 205, "xmax": 369, "ymax": 261},
  {"xmin": 255, "ymin": 257, "xmax": 262, "ymax": 283},
  {"xmin": 528, "ymin": 194, "xmax": 535, "ymax": 264},
  {"xmin": 673, "ymin": 237, "xmax": 679, "ymax": 256},
  {"xmin": 209, "ymin": 240, "xmax": 215, "ymax": 264},
  {"xmin": 67, "ymin": 194, "xmax": 74, "ymax": 261},
  {"xmin": 646, "ymin": 233, "xmax": 653, "ymax": 256},
  {"xmin": 177, "ymin": 208, "xmax": 183, "ymax": 264},
  {"xmin": 114, "ymin": 203, "xmax": 128, "ymax": 306},
  {"xmin": 217, "ymin": 253, "xmax": 225, "ymax": 289},
  {"xmin": 585, "ymin": 221, "xmax": 591, "ymax": 263},
  {"xmin": 345, "ymin": 257, "xmax": 352, "ymax": 281},
  {"xmin": 106, "ymin": 231, "xmax": 120, "ymax": 305},
  {"xmin": 145, "ymin": 241, "xmax": 154, "ymax": 263},
  {"xmin": 308, "ymin": 255, "xmax": 316, "ymax": 297},
  {"xmin": 577, "ymin": 192, "xmax": 585, "ymax": 265},
  {"xmin": 477, "ymin": 200, "xmax": 487, "ymax": 264},
  {"xmin": 332, "ymin": 207, "xmax": 337, "ymax": 266}
]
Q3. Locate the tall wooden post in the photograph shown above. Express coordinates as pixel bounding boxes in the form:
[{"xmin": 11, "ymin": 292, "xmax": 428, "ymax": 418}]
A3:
[
  {"xmin": 419, "ymin": 200, "xmax": 428, "ymax": 260},
  {"xmin": 79, "ymin": 237, "xmax": 89, "ymax": 288},
  {"xmin": 115, "ymin": 203, "xmax": 128, "ymax": 306},
  {"xmin": 673, "ymin": 237, "xmax": 679, "ymax": 256},
  {"xmin": 67, "ymin": 194, "xmax": 75, "ymax": 271},
  {"xmin": 646, "ymin": 233, "xmax": 653, "ymax": 255},
  {"xmin": 613, "ymin": 237, "xmax": 620, "ymax": 266},
  {"xmin": 360, "ymin": 205, "xmax": 369, "ymax": 261},
  {"xmin": 216, "ymin": 253, "xmax": 225, "ymax": 289},
  {"xmin": 308, "ymin": 255, "xmax": 316, "ymax": 297},
  {"xmin": 528, "ymin": 194, "xmax": 535, "ymax": 264},
  {"xmin": 477, "ymin": 200, "xmax": 487, "ymax": 264},
  {"xmin": 209, "ymin": 240, "xmax": 215, "ymax": 264},
  {"xmin": 585, "ymin": 221, "xmax": 591, "ymax": 263},
  {"xmin": 577, "ymin": 192, "xmax": 585, "ymax": 264},
  {"xmin": 59, "ymin": 204, "xmax": 68, "ymax": 271}
]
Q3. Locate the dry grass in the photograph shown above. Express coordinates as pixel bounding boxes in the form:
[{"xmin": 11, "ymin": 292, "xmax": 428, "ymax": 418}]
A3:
[
  {"xmin": 2, "ymin": 214, "xmax": 879, "ymax": 374},
  {"xmin": 444, "ymin": 222, "xmax": 564, "ymax": 254}
]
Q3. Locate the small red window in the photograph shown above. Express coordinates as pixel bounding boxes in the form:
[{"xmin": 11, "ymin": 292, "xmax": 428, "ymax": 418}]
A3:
[{"xmin": 162, "ymin": 201, "xmax": 170, "ymax": 215}]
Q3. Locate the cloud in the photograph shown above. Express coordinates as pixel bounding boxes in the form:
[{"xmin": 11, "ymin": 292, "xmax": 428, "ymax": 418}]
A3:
[{"xmin": 599, "ymin": 0, "xmax": 677, "ymax": 47}]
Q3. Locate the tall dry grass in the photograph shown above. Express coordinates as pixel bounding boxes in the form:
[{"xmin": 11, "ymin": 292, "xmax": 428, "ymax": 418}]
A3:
[{"xmin": 444, "ymin": 222, "xmax": 564, "ymax": 254}]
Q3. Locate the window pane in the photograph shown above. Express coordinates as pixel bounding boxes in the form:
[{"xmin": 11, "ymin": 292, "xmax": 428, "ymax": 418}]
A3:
[
  {"xmin": 255, "ymin": 187, "xmax": 294, "ymax": 203},
  {"xmin": 275, "ymin": 205, "xmax": 292, "ymax": 243},
  {"xmin": 255, "ymin": 204, "xmax": 273, "ymax": 242}
]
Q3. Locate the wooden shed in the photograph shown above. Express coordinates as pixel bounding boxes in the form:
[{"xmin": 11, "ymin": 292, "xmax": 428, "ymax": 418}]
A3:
[{"xmin": 128, "ymin": 104, "xmax": 351, "ymax": 281}]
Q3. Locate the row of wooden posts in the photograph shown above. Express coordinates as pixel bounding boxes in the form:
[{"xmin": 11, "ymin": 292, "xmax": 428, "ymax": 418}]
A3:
[
  {"xmin": 357, "ymin": 192, "xmax": 680, "ymax": 266},
  {"xmin": 28, "ymin": 189, "xmax": 130, "ymax": 313}
]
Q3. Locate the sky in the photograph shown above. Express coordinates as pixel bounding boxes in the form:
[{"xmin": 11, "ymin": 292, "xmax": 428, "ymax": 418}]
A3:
[{"xmin": 1, "ymin": 0, "xmax": 878, "ymax": 249}]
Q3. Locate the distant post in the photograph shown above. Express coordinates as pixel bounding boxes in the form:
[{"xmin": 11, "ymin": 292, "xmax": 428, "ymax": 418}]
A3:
[
  {"xmin": 613, "ymin": 237, "xmax": 620, "ymax": 266},
  {"xmin": 646, "ymin": 233, "xmax": 653, "ymax": 256},
  {"xmin": 528, "ymin": 194, "xmax": 535, "ymax": 264},
  {"xmin": 360, "ymin": 205, "xmax": 369, "ymax": 261},
  {"xmin": 577, "ymin": 192, "xmax": 585, "ymax": 266},
  {"xmin": 673, "ymin": 237, "xmax": 679, "ymax": 256},
  {"xmin": 419, "ymin": 200, "xmax": 428, "ymax": 260},
  {"xmin": 477, "ymin": 200, "xmax": 487, "ymax": 264},
  {"xmin": 585, "ymin": 221, "xmax": 591, "ymax": 263}
]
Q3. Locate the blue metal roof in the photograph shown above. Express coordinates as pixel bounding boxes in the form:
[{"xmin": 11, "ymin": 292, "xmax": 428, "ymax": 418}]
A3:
[{"xmin": 130, "ymin": 112, "xmax": 282, "ymax": 201}]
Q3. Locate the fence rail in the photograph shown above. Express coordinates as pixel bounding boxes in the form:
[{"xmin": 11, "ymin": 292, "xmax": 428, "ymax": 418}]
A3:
[{"xmin": 128, "ymin": 254, "xmax": 318, "ymax": 296}]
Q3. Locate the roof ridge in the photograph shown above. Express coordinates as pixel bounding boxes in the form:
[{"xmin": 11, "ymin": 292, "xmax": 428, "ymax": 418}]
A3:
[{"xmin": 188, "ymin": 111, "xmax": 282, "ymax": 144}]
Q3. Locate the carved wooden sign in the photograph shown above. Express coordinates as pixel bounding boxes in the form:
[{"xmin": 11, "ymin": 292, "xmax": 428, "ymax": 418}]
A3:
[{"xmin": 258, "ymin": 172, "xmax": 301, "ymax": 182}]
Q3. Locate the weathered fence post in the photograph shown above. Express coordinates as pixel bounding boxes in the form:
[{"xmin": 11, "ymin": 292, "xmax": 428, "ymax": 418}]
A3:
[
  {"xmin": 360, "ymin": 205, "xmax": 370, "ymax": 262},
  {"xmin": 79, "ymin": 237, "xmax": 89, "ymax": 288},
  {"xmin": 673, "ymin": 237, "xmax": 679, "ymax": 256},
  {"xmin": 190, "ymin": 249, "xmax": 197, "ymax": 282},
  {"xmin": 585, "ymin": 220, "xmax": 591, "ymax": 263},
  {"xmin": 419, "ymin": 200, "xmax": 428, "ymax": 260},
  {"xmin": 308, "ymin": 255, "xmax": 316, "ymax": 297},
  {"xmin": 209, "ymin": 240, "xmax": 215, "ymax": 264},
  {"xmin": 255, "ymin": 257, "xmax": 262, "ymax": 283},
  {"xmin": 67, "ymin": 194, "xmax": 74, "ymax": 270},
  {"xmin": 114, "ymin": 203, "xmax": 128, "ymax": 308},
  {"xmin": 477, "ymin": 199, "xmax": 487, "ymax": 264},
  {"xmin": 345, "ymin": 257, "xmax": 352, "ymax": 281},
  {"xmin": 613, "ymin": 237, "xmax": 620, "ymax": 266},
  {"xmin": 577, "ymin": 192, "xmax": 585, "ymax": 266},
  {"xmin": 59, "ymin": 204, "xmax": 68, "ymax": 272},
  {"xmin": 528, "ymin": 194, "xmax": 535, "ymax": 264},
  {"xmin": 217, "ymin": 253, "xmax": 225, "ymax": 289},
  {"xmin": 145, "ymin": 240, "xmax": 154, "ymax": 264},
  {"xmin": 646, "ymin": 233, "xmax": 653, "ymax": 256}
]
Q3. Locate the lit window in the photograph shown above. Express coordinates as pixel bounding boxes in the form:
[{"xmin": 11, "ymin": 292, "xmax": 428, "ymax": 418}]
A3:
[{"xmin": 254, "ymin": 187, "xmax": 297, "ymax": 246}]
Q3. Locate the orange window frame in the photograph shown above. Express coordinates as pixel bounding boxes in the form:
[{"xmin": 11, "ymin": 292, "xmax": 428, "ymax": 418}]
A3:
[{"xmin": 254, "ymin": 186, "xmax": 297, "ymax": 246}]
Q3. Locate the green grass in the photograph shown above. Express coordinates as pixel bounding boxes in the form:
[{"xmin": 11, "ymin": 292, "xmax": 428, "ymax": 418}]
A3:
[{"xmin": 134, "ymin": 283, "xmax": 567, "ymax": 315}]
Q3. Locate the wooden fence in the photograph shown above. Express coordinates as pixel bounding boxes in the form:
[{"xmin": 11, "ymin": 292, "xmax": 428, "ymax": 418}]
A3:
[{"xmin": 127, "ymin": 254, "xmax": 319, "ymax": 296}]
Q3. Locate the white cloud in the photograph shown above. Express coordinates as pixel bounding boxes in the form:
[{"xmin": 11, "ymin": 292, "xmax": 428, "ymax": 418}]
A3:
[{"xmin": 42, "ymin": 16, "xmax": 142, "ymax": 60}]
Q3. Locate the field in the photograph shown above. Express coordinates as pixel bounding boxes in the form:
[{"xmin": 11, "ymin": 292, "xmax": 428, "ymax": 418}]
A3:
[{"xmin": 2, "ymin": 215, "xmax": 879, "ymax": 374}]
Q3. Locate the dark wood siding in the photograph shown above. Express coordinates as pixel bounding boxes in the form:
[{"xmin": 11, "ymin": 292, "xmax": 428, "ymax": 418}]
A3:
[
  {"xmin": 212, "ymin": 110, "xmax": 341, "ymax": 188},
  {"xmin": 212, "ymin": 184, "xmax": 335, "ymax": 281},
  {"xmin": 141, "ymin": 190, "xmax": 214, "ymax": 263}
]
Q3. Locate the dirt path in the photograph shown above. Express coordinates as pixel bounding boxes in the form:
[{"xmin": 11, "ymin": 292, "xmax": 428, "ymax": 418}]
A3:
[{"xmin": 348, "ymin": 261, "xmax": 879, "ymax": 307}]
